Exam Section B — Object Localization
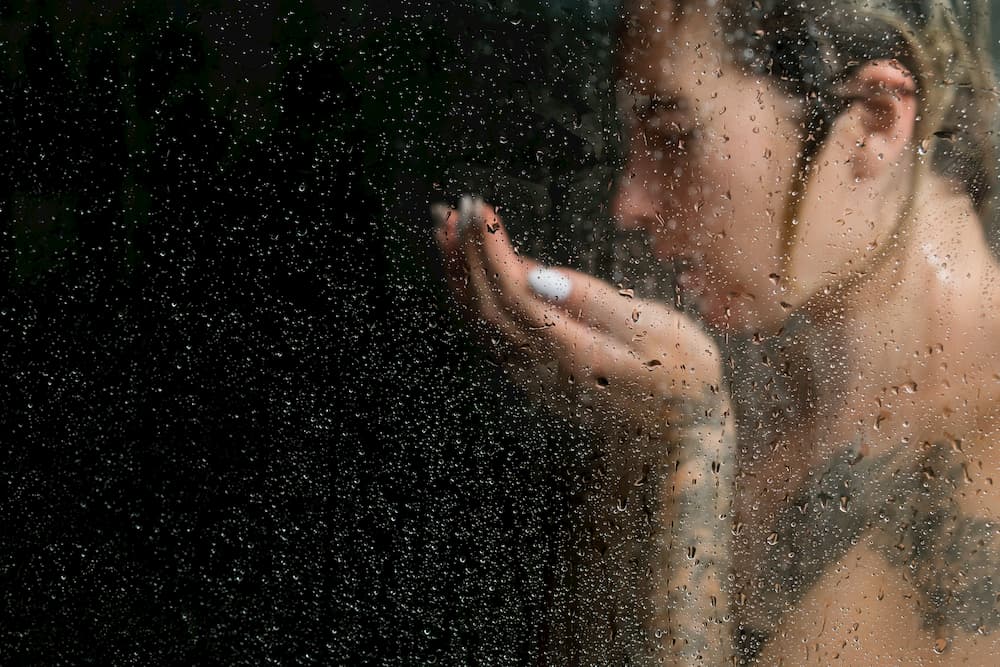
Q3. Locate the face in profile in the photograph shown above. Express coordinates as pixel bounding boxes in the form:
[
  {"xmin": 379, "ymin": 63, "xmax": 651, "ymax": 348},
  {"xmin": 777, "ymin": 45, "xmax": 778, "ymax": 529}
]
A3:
[{"xmin": 613, "ymin": 1, "xmax": 809, "ymax": 332}]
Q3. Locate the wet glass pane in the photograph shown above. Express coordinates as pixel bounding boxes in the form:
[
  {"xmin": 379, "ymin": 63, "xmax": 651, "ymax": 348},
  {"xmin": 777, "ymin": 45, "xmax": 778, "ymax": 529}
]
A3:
[{"xmin": 4, "ymin": 0, "xmax": 1000, "ymax": 663}]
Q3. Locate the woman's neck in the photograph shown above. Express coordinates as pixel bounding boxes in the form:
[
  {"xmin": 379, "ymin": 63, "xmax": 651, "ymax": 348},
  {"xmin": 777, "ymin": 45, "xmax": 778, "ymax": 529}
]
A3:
[{"xmin": 796, "ymin": 176, "xmax": 1000, "ymax": 442}]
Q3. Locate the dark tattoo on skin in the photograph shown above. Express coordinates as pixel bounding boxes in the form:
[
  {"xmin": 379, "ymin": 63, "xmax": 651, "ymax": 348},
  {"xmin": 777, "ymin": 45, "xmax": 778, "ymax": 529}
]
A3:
[
  {"xmin": 735, "ymin": 439, "xmax": 1000, "ymax": 661},
  {"xmin": 650, "ymin": 395, "xmax": 736, "ymax": 664},
  {"xmin": 552, "ymin": 389, "xmax": 736, "ymax": 665}
]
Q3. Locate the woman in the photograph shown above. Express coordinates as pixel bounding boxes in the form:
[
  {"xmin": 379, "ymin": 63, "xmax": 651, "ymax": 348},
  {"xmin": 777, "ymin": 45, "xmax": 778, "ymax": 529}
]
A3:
[{"xmin": 433, "ymin": 0, "xmax": 1000, "ymax": 663}]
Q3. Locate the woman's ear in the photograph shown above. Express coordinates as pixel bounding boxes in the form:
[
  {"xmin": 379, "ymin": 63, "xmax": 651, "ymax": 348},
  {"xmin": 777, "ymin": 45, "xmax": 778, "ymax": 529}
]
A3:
[{"xmin": 839, "ymin": 59, "xmax": 918, "ymax": 180}]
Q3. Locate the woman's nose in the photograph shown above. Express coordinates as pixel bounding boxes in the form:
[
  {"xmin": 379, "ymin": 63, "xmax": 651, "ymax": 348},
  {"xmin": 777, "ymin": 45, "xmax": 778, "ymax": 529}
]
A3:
[{"xmin": 611, "ymin": 170, "xmax": 661, "ymax": 232}]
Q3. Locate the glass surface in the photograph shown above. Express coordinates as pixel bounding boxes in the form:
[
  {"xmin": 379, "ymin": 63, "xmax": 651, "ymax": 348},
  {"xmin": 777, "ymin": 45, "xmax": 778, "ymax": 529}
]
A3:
[{"xmin": 4, "ymin": 0, "xmax": 1000, "ymax": 663}]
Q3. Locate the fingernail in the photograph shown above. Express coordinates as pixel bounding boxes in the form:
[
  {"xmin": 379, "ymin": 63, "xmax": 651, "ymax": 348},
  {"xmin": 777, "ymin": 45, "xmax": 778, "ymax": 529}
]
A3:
[
  {"xmin": 457, "ymin": 194, "xmax": 481, "ymax": 233},
  {"xmin": 528, "ymin": 267, "xmax": 571, "ymax": 303},
  {"xmin": 457, "ymin": 195, "xmax": 473, "ymax": 232},
  {"xmin": 429, "ymin": 203, "xmax": 448, "ymax": 226}
]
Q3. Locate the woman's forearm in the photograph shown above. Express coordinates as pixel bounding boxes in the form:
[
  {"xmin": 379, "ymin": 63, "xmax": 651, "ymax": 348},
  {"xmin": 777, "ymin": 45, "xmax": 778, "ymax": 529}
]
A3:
[
  {"xmin": 556, "ymin": 390, "xmax": 736, "ymax": 665},
  {"xmin": 649, "ymin": 391, "xmax": 736, "ymax": 664}
]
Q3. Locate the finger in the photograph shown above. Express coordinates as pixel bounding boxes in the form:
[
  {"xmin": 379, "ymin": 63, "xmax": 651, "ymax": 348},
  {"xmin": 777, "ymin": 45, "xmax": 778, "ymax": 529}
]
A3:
[
  {"xmin": 457, "ymin": 207, "xmax": 550, "ymax": 353},
  {"xmin": 432, "ymin": 195, "xmax": 485, "ymax": 251},
  {"xmin": 491, "ymin": 261, "xmax": 709, "ymax": 414},
  {"xmin": 431, "ymin": 202, "xmax": 460, "ymax": 255},
  {"xmin": 453, "ymin": 197, "xmax": 536, "ymax": 328},
  {"xmin": 525, "ymin": 264, "xmax": 677, "ymax": 344},
  {"xmin": 549, "ymin": 268, "xmax": 715, "ymax": 378},
  {"xmin": 463, "ymin": 199, "xmax": 554, "ymax": 333},
  {"xmin": 462, "ymin": 227, "xmax": 524, "ymax": 343},
  {"xmin": 435, "ymin": 199, "xmax": 502, "ymax": 321},
  {"xmin": 432, "ymin": 204, "xmax": 479, "ymax": 315}
]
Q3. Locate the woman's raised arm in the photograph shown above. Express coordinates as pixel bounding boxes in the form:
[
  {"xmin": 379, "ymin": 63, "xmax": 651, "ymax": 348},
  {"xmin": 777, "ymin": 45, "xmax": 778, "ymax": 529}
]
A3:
[{"xmin": 433, "ymin": 197, "xmax": 736, "ymax": 663}]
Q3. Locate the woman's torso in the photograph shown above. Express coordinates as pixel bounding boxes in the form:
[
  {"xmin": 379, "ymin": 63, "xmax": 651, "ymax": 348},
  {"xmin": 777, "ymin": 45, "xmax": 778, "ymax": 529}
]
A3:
[{"xmin": 730, "ymin": 291, "xmax": 1000, "ymax": 664}]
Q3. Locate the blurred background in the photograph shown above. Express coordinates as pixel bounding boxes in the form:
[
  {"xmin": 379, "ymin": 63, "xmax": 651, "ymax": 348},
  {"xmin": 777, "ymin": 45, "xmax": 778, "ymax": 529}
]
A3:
[{"xmin": 0, "ymin": 0, "xmax": 636, "ymax": 663}]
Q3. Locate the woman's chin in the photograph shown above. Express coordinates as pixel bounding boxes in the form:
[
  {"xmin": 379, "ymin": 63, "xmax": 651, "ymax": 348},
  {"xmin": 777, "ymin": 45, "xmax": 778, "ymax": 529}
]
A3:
[
  {"xmin": 698, "ymin": 301, "xmax": 740, "ymax": 331},
  {"xmin": 696, "ymin": 296, "xmax": 784, "ymax": 335},
  {"xmin": 689, "ymin": 292, "xmax": 736, "ymax": 331}
]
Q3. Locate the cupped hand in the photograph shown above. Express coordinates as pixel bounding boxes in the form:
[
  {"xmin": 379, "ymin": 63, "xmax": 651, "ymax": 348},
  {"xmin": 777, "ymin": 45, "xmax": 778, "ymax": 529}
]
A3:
[{"xmin": 432, "ymin": 196, "xmax": 723, "ymax": 439}]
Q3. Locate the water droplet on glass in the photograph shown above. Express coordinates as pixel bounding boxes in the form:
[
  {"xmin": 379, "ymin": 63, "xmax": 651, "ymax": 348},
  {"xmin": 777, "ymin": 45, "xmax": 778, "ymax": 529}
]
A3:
[{"xmin": 875, "ymin": 411, "xmax": 889, "ymax": 430}]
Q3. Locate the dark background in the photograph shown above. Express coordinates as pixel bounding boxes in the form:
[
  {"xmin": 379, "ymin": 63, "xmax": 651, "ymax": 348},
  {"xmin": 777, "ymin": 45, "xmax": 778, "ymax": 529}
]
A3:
[{"xmin": 0, "ymin": 1, "xmax": 627, "ymax": 664}]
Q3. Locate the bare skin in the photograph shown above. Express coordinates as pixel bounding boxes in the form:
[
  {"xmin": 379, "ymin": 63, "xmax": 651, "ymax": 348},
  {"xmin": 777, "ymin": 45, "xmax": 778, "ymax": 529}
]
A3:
[
  {"xmin": 735, "ymin": 181, "xmax": 1000, "ymax": 665},
  {"xmin": 433, "ymin": 2, "xmax": 1000, "ymax": 664}
]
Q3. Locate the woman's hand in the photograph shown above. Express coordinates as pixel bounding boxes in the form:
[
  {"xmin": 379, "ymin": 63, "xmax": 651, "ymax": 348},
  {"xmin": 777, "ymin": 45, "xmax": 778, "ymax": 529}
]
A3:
[{"xmin": 432, "ymin": 196, "xmax": 723, "ymax": 440}]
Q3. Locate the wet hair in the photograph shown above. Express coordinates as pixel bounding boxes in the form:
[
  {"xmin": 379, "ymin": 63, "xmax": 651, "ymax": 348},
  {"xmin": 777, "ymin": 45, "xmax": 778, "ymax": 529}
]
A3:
[{"xmin": 717, "ymin": 0, "xmax": 1000, "ymax": 255}]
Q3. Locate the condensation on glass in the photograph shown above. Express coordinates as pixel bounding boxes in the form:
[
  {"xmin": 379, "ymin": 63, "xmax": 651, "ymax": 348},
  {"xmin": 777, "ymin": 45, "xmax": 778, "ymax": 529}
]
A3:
[
  {"xmin": 431, "ymin": 0, "xmax": 1000, "ymax": 664},
  {"xmin": 7, "ymin": 0, "xmax": 1000, "ymax": 664}
]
